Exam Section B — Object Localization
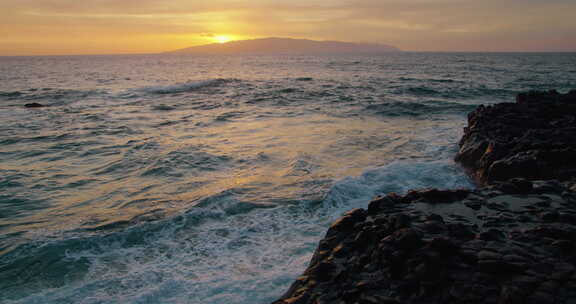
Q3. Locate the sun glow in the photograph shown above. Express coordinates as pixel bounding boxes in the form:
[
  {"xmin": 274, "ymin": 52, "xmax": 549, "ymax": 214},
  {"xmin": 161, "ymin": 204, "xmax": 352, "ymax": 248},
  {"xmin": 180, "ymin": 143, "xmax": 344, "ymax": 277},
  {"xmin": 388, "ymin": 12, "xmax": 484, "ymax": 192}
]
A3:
[{"xmin": 213, "ymin": 35, "xmax": 232, "ymax": 44}]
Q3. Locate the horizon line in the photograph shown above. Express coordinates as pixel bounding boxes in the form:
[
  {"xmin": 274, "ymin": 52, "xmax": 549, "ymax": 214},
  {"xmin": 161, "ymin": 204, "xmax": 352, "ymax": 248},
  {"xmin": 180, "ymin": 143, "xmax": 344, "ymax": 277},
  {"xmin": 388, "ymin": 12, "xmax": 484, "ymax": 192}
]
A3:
[{"xmin": 1, "ymin": 50, "xmax": 576, "ymax": 57}]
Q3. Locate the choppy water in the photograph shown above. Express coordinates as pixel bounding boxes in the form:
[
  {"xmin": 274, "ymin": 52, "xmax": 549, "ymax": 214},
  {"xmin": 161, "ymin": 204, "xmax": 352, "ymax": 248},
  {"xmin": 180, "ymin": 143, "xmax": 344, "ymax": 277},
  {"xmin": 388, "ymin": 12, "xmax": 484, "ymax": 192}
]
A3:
[{"xmin": 0, "ymin": 53, "xmax": 575, "ymax": 303}]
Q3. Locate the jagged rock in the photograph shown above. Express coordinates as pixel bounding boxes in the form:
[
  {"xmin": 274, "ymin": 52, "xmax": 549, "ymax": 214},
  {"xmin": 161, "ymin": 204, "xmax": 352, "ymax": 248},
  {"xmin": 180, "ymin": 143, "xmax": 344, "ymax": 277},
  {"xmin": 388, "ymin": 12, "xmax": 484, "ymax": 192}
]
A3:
[
  {"xmin": 273, "ymin": 184, "xmax": 576, "ymax": 304},
  {"xmin": 455, "ymin": 90, "xmax": 576, "ymax": 184}
]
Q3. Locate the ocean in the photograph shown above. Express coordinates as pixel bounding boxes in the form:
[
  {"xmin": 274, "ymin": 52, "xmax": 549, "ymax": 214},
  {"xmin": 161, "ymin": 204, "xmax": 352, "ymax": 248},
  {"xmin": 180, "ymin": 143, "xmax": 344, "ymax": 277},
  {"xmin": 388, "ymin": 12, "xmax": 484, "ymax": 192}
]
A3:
[{"xmin": 0, "ymin": 52, "xmax": 575, "ymax": 303}]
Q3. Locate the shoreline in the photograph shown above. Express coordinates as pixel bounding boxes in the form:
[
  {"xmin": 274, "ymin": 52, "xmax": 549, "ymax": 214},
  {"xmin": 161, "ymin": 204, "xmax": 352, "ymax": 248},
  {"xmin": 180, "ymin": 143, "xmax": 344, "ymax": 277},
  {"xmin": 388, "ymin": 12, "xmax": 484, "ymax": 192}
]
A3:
[{"xmin": 273, "ymin": 90, "xmax": 576, "ymax": 304}]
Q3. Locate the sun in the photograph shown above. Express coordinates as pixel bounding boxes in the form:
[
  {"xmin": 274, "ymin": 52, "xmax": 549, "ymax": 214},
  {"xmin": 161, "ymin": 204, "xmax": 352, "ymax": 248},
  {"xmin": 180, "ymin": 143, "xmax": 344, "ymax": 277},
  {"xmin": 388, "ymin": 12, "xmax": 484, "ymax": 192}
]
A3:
[{"xmin": 213, "ymin": 35, "xmax": 232, "ymax": 44}]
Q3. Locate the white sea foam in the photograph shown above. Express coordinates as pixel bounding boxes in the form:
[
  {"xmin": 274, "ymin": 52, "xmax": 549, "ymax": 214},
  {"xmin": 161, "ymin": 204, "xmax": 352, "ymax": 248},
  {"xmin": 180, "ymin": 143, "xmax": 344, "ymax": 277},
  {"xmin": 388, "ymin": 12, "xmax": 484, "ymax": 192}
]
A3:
[
  {"xmin": 324, "ymin": 160, "xmax": 474, "ymax": 210},
  {"xmin": 7, "ymin": 160, "xmax": 473, "ymax": 304},
  {"xmin": 3, "ymin": 53, "xmax": 571, "ymax": 304}
]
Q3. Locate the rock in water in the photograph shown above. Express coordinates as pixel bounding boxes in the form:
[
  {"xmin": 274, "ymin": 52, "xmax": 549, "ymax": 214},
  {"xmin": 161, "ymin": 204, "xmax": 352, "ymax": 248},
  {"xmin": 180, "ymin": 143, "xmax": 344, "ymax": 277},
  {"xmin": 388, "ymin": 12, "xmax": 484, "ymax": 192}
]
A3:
[
  {"xmin": 24, "ymin": 102, "xmax": 45, "ymax": 108},
  {"xmin": 455, "ymin": 90, "xmax": 576, "ymax": 184}
]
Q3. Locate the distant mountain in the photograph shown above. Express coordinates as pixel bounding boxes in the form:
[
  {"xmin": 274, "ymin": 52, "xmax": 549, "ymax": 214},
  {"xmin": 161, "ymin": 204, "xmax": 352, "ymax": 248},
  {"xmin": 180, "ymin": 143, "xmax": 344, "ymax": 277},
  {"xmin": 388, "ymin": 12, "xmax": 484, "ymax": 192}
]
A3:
[{"xmin": 166, "ymin": 37, "xmax": 401, "ymax": 55}]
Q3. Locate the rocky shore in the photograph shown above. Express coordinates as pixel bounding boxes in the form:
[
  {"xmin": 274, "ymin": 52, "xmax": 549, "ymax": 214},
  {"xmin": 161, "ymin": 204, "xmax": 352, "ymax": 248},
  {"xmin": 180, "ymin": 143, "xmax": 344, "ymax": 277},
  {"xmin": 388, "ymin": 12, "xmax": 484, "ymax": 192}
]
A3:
[
  {"xmin": 455, "ymin": 90, "xmax": 576, "ymax": 184},
  {"xmin": 273, "ymin": 90, "xmax": 576, "ymax": 304}
]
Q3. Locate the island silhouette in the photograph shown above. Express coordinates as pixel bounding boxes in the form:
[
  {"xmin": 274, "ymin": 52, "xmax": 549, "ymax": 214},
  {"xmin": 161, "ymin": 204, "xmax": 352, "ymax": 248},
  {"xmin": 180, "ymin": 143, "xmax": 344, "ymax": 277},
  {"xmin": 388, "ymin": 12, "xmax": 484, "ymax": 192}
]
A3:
[{"xmin": 167, "ymin": 37, "xmax": 401, "ymax": 55}]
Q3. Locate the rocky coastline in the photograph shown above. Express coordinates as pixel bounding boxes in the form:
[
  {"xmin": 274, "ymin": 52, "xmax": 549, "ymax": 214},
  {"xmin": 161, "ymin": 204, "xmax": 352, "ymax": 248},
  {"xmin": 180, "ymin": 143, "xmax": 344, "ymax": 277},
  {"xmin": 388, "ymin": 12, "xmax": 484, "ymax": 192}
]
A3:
[
  {"xmin": 455, "ymin": 90, "xmax": 576, "ymax": 184},
  {"xmin": 273, "ymin": 90, "xmax": 576, "ymax": 304}
]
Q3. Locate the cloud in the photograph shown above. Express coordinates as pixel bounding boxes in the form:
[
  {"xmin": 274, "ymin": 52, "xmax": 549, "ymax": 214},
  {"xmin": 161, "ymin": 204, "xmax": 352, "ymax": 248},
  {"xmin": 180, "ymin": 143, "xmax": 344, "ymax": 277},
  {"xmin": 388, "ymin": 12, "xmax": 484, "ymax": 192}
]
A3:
[{"xmin": 0, "ymin": 0, "xmax": 575, "ymax": 54}]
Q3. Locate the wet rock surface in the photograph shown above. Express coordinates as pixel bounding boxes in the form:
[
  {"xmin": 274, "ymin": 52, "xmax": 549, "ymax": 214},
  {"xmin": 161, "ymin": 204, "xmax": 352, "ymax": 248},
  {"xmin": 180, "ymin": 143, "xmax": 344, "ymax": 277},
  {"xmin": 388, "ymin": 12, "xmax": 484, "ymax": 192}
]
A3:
[
  {"xmin": 273, "ymin": 181, "xmax": 576, "ymax": 304},
  {"xmin": 274, "ymin": 91, "xmax": 576, "ymax": 304},
  {"xmin": 455, "ymin": 90, "xmax": 576, "ymax": 184}
]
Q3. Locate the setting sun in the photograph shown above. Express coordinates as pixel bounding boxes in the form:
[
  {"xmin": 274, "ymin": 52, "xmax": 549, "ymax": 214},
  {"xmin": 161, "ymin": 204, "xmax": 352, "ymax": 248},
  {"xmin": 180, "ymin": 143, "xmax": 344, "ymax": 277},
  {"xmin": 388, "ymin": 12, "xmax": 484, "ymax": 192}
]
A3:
[{"xmin": 213, "ymin": 35, "xmax": 232, "ymax": 44}]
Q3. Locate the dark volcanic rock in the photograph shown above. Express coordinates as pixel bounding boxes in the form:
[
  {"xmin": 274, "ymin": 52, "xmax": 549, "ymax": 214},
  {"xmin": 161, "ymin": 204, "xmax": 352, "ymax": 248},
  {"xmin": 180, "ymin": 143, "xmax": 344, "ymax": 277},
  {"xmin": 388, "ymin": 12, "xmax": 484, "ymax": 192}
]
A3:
[
  {"xmin": 24, "ymin": 102, "xmax": 45, "ymax": 108},
  {"xmin": 455, "ymin": 90, "xmax": 576, "ymax": 184},
  {"xmin": 273, "ymin": 184, "xmax": 576, "ymax": 304}
]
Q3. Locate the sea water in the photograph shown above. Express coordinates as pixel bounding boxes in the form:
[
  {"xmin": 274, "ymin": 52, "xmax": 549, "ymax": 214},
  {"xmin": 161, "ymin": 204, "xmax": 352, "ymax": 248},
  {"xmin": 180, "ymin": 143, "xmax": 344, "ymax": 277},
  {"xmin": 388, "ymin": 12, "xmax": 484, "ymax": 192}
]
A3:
[{"xmin": 0, "ymin": 53, "xmax": 575, "ymax": 303}]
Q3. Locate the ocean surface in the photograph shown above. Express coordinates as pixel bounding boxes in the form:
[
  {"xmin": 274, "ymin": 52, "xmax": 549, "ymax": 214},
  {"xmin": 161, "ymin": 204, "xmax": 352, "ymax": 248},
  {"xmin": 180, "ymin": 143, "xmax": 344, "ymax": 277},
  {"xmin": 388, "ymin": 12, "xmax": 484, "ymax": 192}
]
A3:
[{"xmin": 0, "ymin": 52, "xmax": 575, "ymax": 303}]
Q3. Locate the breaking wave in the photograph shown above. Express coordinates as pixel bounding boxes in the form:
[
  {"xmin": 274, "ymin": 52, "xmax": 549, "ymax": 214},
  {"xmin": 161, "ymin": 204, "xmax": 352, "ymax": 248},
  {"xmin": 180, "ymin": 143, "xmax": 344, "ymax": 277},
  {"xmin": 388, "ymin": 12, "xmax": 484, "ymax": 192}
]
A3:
[{"xmin": 0, "ymin": 160, "xmax": 473, "ymax": 304}]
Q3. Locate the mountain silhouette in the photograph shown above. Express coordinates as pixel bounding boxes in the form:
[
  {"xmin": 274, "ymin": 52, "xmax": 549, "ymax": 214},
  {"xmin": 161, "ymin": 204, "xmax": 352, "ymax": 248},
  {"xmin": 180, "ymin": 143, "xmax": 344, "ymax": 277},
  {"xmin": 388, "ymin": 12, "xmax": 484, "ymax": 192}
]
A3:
[{"xmin": 167, "ymin": 37, "xmax": 401, "ymax": 55}]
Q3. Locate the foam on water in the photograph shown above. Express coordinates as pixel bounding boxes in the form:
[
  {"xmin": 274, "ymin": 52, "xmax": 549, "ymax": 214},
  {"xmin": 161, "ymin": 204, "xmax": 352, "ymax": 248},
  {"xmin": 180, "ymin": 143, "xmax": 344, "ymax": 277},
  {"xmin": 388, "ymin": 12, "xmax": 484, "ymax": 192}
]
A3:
[
  {"xmin": 1, "ymin": 53, "xmax": 575, "ymax": 303},
  {"xmin": 1, "ymin": 160, "xmax": 472, "ymax": 304},
  {"xmin": 325, "ymin": 160, "xmax": 474, "ymax": 208}
]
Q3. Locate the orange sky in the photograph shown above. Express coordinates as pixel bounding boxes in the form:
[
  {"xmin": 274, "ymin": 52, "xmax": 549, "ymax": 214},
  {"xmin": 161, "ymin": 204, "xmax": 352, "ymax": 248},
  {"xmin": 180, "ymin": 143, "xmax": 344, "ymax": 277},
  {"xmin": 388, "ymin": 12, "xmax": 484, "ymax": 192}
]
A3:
[{"xmin": 1, "ymin": 0, "xmax": 575, "ymax": 55}]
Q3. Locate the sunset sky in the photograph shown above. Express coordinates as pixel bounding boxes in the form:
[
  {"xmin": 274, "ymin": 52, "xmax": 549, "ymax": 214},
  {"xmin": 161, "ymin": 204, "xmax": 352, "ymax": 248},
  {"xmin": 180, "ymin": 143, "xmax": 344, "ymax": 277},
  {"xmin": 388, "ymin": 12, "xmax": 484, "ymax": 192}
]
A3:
[{"xmin": 1, "ymin": 0, "xmax": 575, "ymax": 56}]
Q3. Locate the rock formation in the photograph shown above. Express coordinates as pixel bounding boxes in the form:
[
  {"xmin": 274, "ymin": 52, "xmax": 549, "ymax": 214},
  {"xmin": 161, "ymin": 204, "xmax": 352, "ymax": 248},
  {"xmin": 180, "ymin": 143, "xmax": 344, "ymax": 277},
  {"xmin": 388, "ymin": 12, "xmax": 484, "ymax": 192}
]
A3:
[
  {"xmin": 455, "ymin": 90, "xmax": 576, "ymax": 184},
  {"xmin": 273, "ymin": 90, "xmax": 576, "ymax": 304}
]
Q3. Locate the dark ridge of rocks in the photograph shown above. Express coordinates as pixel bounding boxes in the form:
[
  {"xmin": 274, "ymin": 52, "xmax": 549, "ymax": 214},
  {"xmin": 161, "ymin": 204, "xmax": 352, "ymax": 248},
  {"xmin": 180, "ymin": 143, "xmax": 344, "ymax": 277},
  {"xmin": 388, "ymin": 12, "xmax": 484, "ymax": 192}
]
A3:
[
  {"xmin": 455, "ymin": 90, "xmax": 576, "ymax": 184},
  {"xmin": 273, "ymin": 181, "xmax": 576, "ymax": 304}
]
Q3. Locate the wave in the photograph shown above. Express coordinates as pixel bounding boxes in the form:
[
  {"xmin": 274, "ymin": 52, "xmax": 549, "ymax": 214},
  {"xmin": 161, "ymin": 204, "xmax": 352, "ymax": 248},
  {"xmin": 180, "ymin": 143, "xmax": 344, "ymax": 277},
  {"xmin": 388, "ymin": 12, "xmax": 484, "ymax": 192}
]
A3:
[
  {"xmin": 398, "ymin": 77, "xmax": 460, "ymax": 84},
  {"xmin": 140, "ymin": 149, "xmax": 234, "ymax": 177},
  {"xmin": 0, "ymin": 78, "xmax": 241, "ymax": 103},
  {"xmin": 324, "ymin": 160, "xmax": 473, "ymax": 209},
  {"xmin": 0, "ymin": 159, "xmax": 473, "ymax": 304},
  {"xmin": 388, "ymin": 83, "xmax": 517, "ymax": 103},
  {"xmin": 0, "ymin": 88, "xmax": 106, "ymax": 103},
  {"xmin": 364, "ymin": 100, "xmax": 477, "ymax": 117},
  {"xmin": 0, "ymin": 91, "xmax": 24, "ymax": 99},
  {"xmin": 0, "ymin": 193, "xmax": 319, "ymax": 304},
  {"xmin": 136, "ymin": 78, "xmax": 236, "ymax": 94}
]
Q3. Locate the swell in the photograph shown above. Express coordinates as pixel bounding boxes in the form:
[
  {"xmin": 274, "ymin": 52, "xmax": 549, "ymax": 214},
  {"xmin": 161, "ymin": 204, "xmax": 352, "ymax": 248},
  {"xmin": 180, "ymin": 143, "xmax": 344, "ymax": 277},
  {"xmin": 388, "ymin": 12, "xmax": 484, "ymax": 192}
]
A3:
[
  {"xmin": 134, "ymin": 78, "xmax": 239, "ymax": 95},
  {"xmin": 0, "ymin": 78, "xmax": 240, "ymax": 106},
  {"xmin": 0, "ymin": 88, "xmax": 106, "ymax": 104},
  {"xmin": 364, "ymin": 100, "xmax": 478, "ymax": 117}
]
